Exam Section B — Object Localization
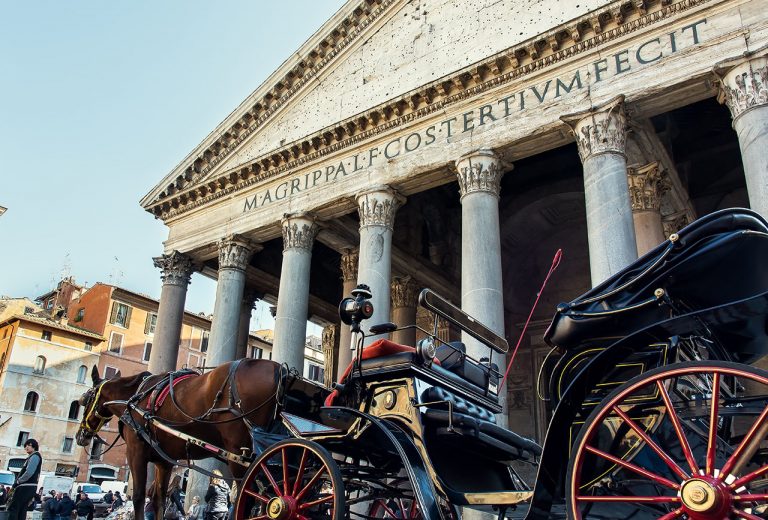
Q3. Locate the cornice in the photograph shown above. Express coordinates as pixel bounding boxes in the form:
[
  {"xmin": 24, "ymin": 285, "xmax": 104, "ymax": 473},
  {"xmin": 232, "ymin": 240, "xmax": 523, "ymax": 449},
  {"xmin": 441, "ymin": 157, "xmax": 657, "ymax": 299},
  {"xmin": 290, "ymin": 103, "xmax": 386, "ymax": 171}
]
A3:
[{"xmin": 150, "ymin": 0, "xmax": 708, "ymax": 221}]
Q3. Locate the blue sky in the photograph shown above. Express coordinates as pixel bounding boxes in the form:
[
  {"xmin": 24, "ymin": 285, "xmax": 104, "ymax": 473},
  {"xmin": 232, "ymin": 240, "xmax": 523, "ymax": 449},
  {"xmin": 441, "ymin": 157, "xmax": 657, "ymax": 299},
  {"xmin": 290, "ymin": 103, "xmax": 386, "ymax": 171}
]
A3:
[{"xmin": 0, "ymin": 1, "xmax": 345, "ymax": 331}]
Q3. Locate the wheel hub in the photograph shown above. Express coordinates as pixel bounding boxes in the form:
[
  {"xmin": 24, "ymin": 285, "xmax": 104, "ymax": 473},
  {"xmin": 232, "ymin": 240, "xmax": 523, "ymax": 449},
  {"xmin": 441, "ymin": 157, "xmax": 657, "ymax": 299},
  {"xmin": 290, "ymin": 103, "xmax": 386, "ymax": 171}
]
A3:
[
  {"xmin": 267, "ymin": 497, "xmax": 297, "ymax": 520},
  {"xmin": 680, "ymin": 477, "xmax": 731, "ymax": 518}
]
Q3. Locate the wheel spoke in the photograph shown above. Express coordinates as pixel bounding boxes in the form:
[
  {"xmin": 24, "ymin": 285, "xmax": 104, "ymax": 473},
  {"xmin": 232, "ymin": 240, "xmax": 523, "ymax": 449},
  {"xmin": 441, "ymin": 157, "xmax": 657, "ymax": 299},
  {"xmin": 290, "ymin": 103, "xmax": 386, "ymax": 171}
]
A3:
[
  {"xmin": 260, "ymin": 462, "xmax": 283, "ymax": 497},
  {"xmin": 612, "ymin": 405, "xmax": 689, "ymax": 480},
  {"xmin": 282, "ymin": 447, "xmax": 290, "ymax": 496},
  {"xmin": 295, "ymin": 466, "xmax": 327, "ymax": 502},
  {"xmin": 576, "ymin": 495, "xmax": 680, "ymax": 503},
  {"xmin": 375, "ymin": 499, "xmax": 400, "ymax": 518},
  {"xmin": 730, "ymin": 463, "xmax": 768, "ymax": 491},
  {"xmin": 408, "ymin": 499, "xmax": 417, "ymax": 519},
  {"xmin": 656, "ymin": 380, "xmax": 699, "ymax": 475},
  {"xmin": 731, "ymin": 508, "xmax": 764, "ymax": 520},
  {"xmin": 584, "ymin": 445, "xmax": 680, "ymax": 489},
  {"xmin": 243, "ymin": 488, "xmax": 270, "ymax": 503},
  {"xmin": 656, "ymin": 508, "xmax": 684, "ymax": 520},
  {"xmin": 722, "ymin": 402, "xmax": 768, "ymax": 481},
  {"xmin": 733, "ymin": 493, "xmax": 768, "ymax": 501},
  {"xmin": 706, "ymin": 371, "xmax": 721, "ymax": 476},
  {"xmin": 298, "ymin": 495, "xmax": 333, "ymax": 510},
  {"xmin": 292, "ymin": 448, "xmax": 309, "ymax": 497}
]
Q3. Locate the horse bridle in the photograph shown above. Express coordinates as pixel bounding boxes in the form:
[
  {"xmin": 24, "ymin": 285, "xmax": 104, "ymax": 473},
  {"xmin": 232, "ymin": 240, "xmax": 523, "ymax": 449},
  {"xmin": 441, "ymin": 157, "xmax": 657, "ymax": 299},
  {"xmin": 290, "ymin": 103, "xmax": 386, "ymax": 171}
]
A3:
[{"xmin": 80, "ymin": 381, "xmax": 113, "ymax": 435}]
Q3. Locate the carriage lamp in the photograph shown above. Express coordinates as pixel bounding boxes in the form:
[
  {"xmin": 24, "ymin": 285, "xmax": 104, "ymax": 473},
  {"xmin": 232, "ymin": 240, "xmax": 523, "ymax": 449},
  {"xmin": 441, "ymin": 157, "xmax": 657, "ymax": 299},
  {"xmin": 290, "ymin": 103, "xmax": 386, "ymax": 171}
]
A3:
[
  {"xmin": 339, "ymin": 284, "xmax": 374, "ymax": 333},
  {"xmin": 416, "ymin": 337, "xmax": 437, "ymax": 365}
]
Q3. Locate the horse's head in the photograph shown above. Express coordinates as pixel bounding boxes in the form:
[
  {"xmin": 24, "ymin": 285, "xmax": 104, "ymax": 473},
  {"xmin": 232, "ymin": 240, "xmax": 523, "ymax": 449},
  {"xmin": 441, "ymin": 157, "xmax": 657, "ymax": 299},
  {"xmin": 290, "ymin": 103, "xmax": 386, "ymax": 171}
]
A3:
[{"xmin": 76, "ymin": 365, "xmax": 120, "ymax": 447}]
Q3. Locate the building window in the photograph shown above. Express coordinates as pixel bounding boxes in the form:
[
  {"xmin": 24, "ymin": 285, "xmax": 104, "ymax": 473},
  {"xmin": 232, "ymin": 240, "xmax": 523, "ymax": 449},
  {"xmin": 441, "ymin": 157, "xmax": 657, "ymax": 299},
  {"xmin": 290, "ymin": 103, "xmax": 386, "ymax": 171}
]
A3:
[
  {"xmin": 62, "ymin": 437, "xmax": 74, "ymax": 453},
  {"xmin": 307, "ymin": 364, "xmax": 324, "ymax": 384},
  {"xmin": 46, "ymin": 299, "xmax": 54, "ymax": 310},
  {"xmin": 144, "ymin": 313, "xmax": 157, "ymax": 335},
  {"xmin": 89, "ymin": 438, "xmax": 104, "ymax": 461},
  {"xmin": 16, "ymin": 432, "xmax": 29, "ymax": 447},
  {"xmin": 143, "ymin": 341, "xmax": 152, "ymax": 363},
  {"xmin": 41, "ymin": 330, "xmax": 52, "ymax": 341},
  {"xmin": 188, "ymin": 353, "xmax": 200, "ymax": 368},
  {"xmin": 201, "ymin": 331, "xmax": 209, "ymax": 353},
  {"xmin": 24, "ymin": 392, "xmax": 39, "ymax": 412},
  {"xmin": 68, "ymin": 401, "xmax": 80, "ymax": 420},
  {"xmin": 77, "ymin": 365, "xmax": 87, "ymax": 384},
  {"xmin": 34, "ymin": 356, "xmax": 46, "ymax": 374},
  {"xmin": 104, "ymin": 366, "xmax": 119, "ymax": 380},
  {"xmin": 109, "ymin": 302, "xmax": 132, "ymax": 328},
  {"xmin": 84, "ymin": 341, "xmax": 93, "ymax": 351},
  {"xmin": 250, "ymin": 346, "xmax": 263, "ymax": 359},
  {"xmin": 108, "ymin": 332, "xmax": 124, "ymax": 354},
  {"xmin": 74, "ymin": 308, "xmax": 85, "ymax": 322}
]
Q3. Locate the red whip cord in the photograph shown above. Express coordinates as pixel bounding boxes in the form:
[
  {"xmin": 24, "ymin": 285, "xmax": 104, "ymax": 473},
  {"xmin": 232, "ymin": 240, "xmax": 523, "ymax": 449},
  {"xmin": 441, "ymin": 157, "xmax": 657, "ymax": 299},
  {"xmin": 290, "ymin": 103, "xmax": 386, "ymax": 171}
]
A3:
[{"xmin": 501, "ymin": 249, "xmax": 563, "ymax": 388}]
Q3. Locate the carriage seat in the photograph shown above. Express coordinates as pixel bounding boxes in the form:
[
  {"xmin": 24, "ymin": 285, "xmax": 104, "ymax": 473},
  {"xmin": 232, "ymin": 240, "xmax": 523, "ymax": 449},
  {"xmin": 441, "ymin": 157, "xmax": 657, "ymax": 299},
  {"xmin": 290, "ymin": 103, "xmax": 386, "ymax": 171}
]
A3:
[
  {"xmin": 422, "ymin": 408, "xmax": 542, "ymax": 460},
  {"xmin": 421, "ymin": 386, "xmax": 496, "ymax": 423}
]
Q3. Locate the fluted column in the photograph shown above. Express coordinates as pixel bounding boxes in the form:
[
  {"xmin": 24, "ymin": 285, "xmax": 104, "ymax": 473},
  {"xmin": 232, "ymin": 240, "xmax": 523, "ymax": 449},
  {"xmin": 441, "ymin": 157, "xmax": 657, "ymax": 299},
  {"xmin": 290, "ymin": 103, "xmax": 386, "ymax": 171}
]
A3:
[
  {"xmin": 273, "ymin": 213, "xmax": 319, "ymax": 371},
  {"xmin": 336, "ymin": 250, "xmax": 358, "ymax": 380},
  {"xmin": 628, "ymin": 162, "xmax": 668, "ymax": 255},
  {"xmin": 391, "ymin": 276, "xmax": 419, "ymax": 347},
  {"xmin": 356, "ymin": 187, "xmax": 404, "ymax": 345},
  {"xmin": 235, "ymin": 289, "xmax": 260, "ymax": 360},
  {"xmin": 562, "ymin": 95, "xmax": 638, "ymax": 285},
  {"xmin": 207, "ymin": 236, "xmax": 258, "ymax": 367},
  {"xmin": 149, "ymin": 251, "xmax": 194, "ymax": 374},
  {"xmin": 321, "ymin": 324, "xmax": 338, "ymax": 388},
  {"xmin": 715, "ymin": 50, "xmax": 768, "ymax": 218}
]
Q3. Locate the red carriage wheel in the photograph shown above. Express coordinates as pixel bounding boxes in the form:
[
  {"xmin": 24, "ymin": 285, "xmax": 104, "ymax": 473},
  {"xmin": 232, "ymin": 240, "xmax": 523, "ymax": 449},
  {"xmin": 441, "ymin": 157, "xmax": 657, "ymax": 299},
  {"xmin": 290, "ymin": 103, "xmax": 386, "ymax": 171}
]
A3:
[
  {"xmin": 236, "ymin": 439, "xmax": 345, "ymax": 520},
  {"xmin": 369, "ymin": 497, "xmax": 420, "ymax": 519},
  {"xmin": 567, "ymin": 361, "xmax": 768, "ymax": 520}
]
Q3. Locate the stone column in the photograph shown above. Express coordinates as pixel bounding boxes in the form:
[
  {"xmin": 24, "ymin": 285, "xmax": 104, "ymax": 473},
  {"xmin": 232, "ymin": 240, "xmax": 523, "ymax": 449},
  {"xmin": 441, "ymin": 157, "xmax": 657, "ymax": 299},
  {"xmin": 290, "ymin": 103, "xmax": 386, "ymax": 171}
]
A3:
[
  {"xmin": 561, "ymin": 95, "xmax": 638, "ymax": 285},
  {"xmin": 207, "ymin": 235, "xmax": 258, "ymax": 367},
  {"xmin": 321, "ymin": 324, "xmax": 338, "ymax": 388},
  {"xmin": 149, "ymin": 251, "xmax": 194, "ymax": 374},
  {"xmin": 273, "ymin": 213, "xmax": 319, "ymax": 371},
  {"xmin": 715, "ymin": 50, "xmax": 768, "ymax": 218},
  {"xmin": 628, "ymin": 162, "xmax": 668, "ymax": 255},
  {"xmin": 235, "ymin": 289, "xmax": 260, "ymax": 360},
  {"xmin": 391, "ymin": 276, "xmax": 419, "ymax": 346},
  {"xmin": 356, "ymin": 187, "xmax": 404, "ymax": 345},
  {"xmin": 336, "ymin": 250, "xmax": 359, "ymax": 380}
]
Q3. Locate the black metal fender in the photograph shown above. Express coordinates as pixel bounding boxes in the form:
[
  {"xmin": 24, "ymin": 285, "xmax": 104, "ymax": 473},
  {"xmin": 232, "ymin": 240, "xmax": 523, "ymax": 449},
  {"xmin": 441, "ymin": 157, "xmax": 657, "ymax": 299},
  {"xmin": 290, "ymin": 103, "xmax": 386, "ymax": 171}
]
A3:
[
  {"xmin": 524, "ymin": 290, "xmax": 768, "ymax": 520},
  {"xmin": 321, "ymin": 406, "xmax": 449, "ymax": 520}
]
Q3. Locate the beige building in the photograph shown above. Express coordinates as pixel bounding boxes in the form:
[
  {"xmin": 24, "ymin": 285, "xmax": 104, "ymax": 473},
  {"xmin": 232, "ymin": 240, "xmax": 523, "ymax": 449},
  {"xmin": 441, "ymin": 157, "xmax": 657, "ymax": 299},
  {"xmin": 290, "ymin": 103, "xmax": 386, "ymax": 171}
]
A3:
[
  {"xmin": 140, "ymin": 0, "xmax": 768, "ymax": 451},
  {"xmin": 0, "ymin": 298, "xmax": 102, "ymax": 478}
]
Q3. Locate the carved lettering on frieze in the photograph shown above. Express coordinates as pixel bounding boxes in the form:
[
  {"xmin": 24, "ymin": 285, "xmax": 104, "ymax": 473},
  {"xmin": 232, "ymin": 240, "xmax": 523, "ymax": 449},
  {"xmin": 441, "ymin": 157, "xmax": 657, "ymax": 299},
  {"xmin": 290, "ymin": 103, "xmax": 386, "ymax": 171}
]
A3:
[
  {"xmin": 281, "ymin": 214, "xmax": 319, "ymax": 252},
  {"xmin": 218, "ymin": 235, "xmax": 257, "ymax": 271},
  {"xmin": 627, "ymin": 162, "xmax": 669, "ymax": 212},
  {"xmin": 562, "ymin": 95, "xmax": 628, "ymax": 162},
  {"xmin": 153, "ymin": 251, "xmax": 194, "ymax": 287}
]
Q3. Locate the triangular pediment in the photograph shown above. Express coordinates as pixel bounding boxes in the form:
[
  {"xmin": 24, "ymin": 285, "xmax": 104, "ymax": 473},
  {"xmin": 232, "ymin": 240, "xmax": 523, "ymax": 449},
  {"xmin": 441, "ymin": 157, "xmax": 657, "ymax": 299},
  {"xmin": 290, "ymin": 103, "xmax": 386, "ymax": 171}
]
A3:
[{"xmin": 142, "ymin": 0, "xmax": 618, "ymax": 217}]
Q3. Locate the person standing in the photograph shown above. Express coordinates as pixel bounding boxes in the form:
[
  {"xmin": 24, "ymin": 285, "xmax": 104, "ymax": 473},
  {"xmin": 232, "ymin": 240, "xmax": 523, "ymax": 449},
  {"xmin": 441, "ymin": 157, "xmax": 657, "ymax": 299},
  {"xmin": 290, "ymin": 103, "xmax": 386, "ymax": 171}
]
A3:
[
  {"xmin": 75, "ymin": 492, "xmax": 94, "ymax": 520},
  {"xmin": 203, "ymin": 471, "xmax": 229, "ymax": 520},
  {"xmin": 6, "ymin": 439, "xmax": 43, "ymax": 520},
  {"xmin": 109, "ymin": 492, "xmax": 123, "ymax": 513},
  {"xmin": 57, "ymin": 493, "xmax": 75, "ymax": 520},
  {"xmin": 42, "ymin": 491, "xmax": 60, "ymax": 520},
  {"xmin": 0, "ymin": 485, "xmax": 8, "ymax": 506},
  {"xmin": 166, "ymin": 476, "xmax": 185, "ymax": 520},
  {"xmin": 185, "ymin": 497, "xmax": 200, "ymax": 520}
]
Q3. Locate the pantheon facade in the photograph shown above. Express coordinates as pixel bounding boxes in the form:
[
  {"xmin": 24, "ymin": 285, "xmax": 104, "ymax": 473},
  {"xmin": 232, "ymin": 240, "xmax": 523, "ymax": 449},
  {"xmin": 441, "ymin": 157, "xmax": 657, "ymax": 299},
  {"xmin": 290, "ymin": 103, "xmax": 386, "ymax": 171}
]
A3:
[{"xmin": 142, "ymin": 0, "xmax": 768, "ymax": 443}]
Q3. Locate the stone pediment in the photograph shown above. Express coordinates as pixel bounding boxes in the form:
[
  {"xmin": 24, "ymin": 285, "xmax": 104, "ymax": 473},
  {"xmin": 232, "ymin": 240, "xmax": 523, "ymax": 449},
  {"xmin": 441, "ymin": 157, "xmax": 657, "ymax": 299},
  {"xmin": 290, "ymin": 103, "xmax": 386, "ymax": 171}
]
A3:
[{"xmin": 142, "ymin": 0, "xmax": 685, "ymax": 220}]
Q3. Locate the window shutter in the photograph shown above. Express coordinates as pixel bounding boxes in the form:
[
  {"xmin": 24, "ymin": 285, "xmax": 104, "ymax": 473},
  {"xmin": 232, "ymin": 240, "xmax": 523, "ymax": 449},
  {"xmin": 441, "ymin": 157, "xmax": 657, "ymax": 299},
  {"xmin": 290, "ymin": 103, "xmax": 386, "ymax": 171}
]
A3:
[
  {"xmin": 144, "ymin": 313, "xmax": 151, "ymax": 334},
  {"xmin": 124, "ymin": 306, "xmax": 133, "ymax": 327},
  {"xmin": 109, "ymin": 302, "xmax": 118, "ymax": 324}
]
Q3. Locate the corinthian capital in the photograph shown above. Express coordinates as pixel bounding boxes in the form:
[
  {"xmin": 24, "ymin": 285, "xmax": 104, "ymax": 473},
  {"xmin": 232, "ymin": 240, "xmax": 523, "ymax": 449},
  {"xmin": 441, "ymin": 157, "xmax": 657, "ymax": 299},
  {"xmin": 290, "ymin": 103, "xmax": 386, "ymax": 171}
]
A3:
[
  {"xmin": 153, "ymin": 251, "xmax": 194, "ymax": 287},
  {"xmin": 356, "ymin": 186, "xmax": 404, "ymax": 230},
  {"xmin": 218, "ymin": 235, "xmax": 258, "ymax": 271},
  {"xmin": 561, "ymin": 95, "xmax": 628, "ymax": 162},
  {"xmin": 340, "ymin": 249, "xmax": 359, "ymax": 282},
  {"xmin": 627, "ymin": 162, "xmax": 669, "ymax": 212},
  {"xmin": 391, "ymin": 276, "xmax": 419, "ymax": 309},
  {"xmin": 454, "ymin": 148, "xmax": 505, "ymax": 198},
  {"xmin": 281, "ymin": 213, "xmax": 319, "ymax": 252},
  {"xmin": 714, "ymin": 49, "xmax": 768, "ymax": 122}
]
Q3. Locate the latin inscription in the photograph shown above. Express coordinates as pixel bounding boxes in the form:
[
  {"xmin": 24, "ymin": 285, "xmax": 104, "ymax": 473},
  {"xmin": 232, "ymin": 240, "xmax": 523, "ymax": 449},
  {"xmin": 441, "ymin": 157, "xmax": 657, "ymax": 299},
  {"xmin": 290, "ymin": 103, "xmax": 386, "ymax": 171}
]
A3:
[{"xmin": 244, "ymin": 19, "xmax": 706, "ymax": 212}]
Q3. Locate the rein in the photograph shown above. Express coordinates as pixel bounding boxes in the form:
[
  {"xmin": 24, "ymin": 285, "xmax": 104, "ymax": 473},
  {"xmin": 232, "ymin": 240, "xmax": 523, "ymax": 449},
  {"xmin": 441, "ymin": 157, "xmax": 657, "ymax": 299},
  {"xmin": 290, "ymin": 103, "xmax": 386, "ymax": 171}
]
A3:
[{"xmin": 81, "ymin": 381, "xmax": 112, "ymax": 435}]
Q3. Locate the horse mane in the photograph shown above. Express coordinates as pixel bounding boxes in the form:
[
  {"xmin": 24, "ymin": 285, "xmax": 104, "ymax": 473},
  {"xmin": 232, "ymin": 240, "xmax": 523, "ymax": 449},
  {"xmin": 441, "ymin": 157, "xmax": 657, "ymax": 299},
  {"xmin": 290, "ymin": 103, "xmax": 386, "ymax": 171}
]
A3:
[{"xmin": 116, "ymin": 370, "xmax": 152, "ymax": 389}]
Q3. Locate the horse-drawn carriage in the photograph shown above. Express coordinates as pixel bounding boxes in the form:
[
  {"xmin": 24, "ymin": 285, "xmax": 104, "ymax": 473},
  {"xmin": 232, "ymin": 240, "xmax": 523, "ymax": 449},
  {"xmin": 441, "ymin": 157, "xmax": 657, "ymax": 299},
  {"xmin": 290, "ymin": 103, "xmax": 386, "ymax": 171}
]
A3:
[{"xmin": 77, "ymin": 208, "xmax": 768, "ymax": 520}]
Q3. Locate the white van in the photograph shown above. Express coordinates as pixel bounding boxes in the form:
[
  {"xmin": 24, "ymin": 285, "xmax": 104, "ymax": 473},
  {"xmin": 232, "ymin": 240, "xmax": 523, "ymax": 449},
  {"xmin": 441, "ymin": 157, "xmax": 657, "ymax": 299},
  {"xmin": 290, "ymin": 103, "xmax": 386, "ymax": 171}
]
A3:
[
  {"xmin": 0, "ymin": 470, "xmax": 14, "ymax": 489},
  {"xmin": 40, "ymin": 473, "xmax": 75, "ymax": 495},
  {"xmin": 70, "ymin": 482, "xmax": 106, "ymax": 503},
  {"xmin": 100, "ymin": 481, "xmax": 128, "ymax": 495}
]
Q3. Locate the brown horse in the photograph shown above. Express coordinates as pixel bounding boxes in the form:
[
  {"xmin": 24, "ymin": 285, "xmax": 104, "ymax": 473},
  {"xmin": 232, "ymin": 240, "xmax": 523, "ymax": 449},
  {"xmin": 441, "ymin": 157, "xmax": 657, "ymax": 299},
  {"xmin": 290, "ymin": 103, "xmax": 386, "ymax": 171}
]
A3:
[{"xmin": 76, "ymin": 360, "xmax": 283, "ymax": 520}]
